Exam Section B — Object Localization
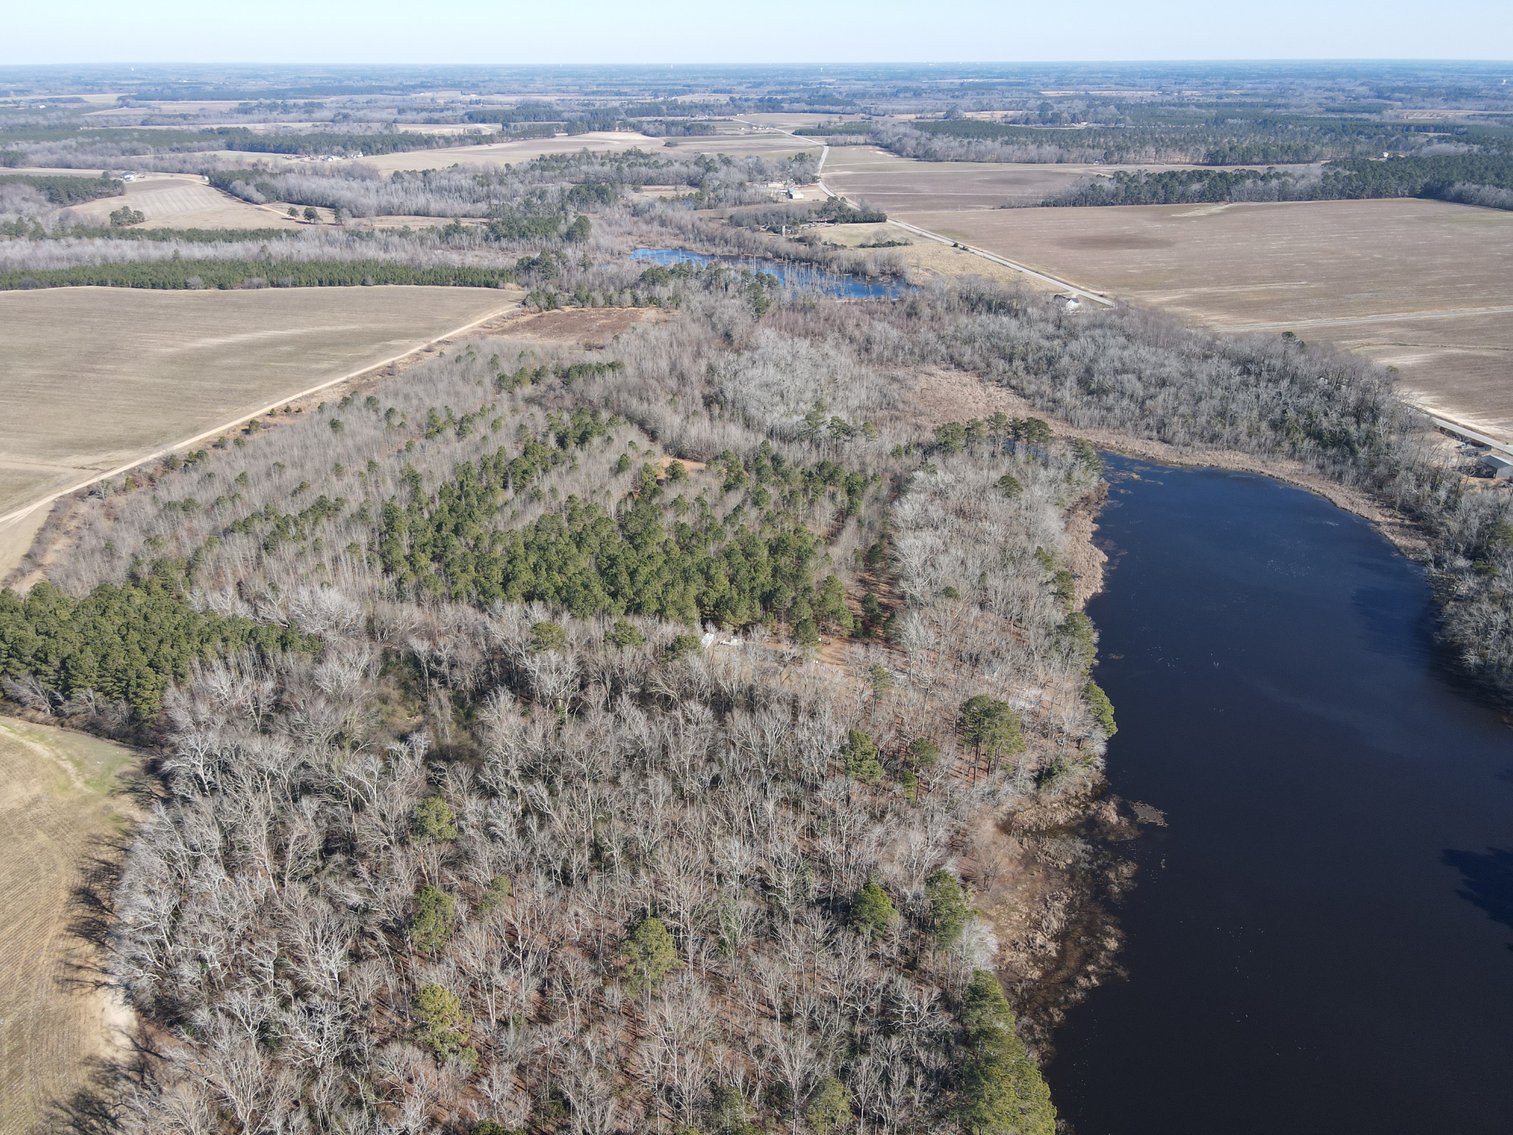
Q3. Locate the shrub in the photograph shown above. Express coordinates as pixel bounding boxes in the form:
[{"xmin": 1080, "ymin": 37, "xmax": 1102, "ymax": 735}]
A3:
[
  {"xmin": 1083, "ymin": 680, "xmax": 1117, "ymax": 738},
  {"xmin": 851, "ymin": 880, "xmax": 897, "ymax": 939},
  {"xmin": 925, "ymin": 870, "xmax": 972, "ymax": 948},
  {"xmin": 624, "ymin": 915, "xmax": 679, "ymax": 996},
  {"xmin": 410, "ymin": 885, "xmax": 456, "ymax": 954},
  {"xmin": 412, "ymin": 983, "xmax": 473, "ymax": 1063},
  {"xmin": 806, "ymin": 1077, "xmax": 853, "ymax": 1134},
  {"xmin": 413, "ymin": 794, "xmax": 458, "ymax": 841},
  {"xmin": 609, "ymin": 618, "xmax": 645, "ymax": 647},
  {"xmin": 530, "ymin": 620, "xmax": 568, "ymax": 652},
  {"xmin": 842, "ymin": 728, "xmax": 884, "ymax": 784}
]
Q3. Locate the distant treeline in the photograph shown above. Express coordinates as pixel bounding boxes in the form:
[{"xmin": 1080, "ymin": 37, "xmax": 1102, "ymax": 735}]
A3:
[
  {"xmin": 793, "ymin": 121, "xmax": 874, "ymax": 137},
  {"xmin": 0, "ymin": 172, "xmax": 123, "ymax": 204},
  {"xmin": 1042, "ymin": 167, "xmax": 1301, "ymax": 206},
  {"xmin": 214, "ymin": 128, "xmax": 491, "ymax": 157},
  {"xmin": 878, "ymin": 114, "xmax": 1505, "ymax": 166},
  {"xmin": 0, "ymin": 258, "xmax": 516, "ymax": 290},
  {"xmin": 460, "ymin": 99, "xmax": 729, "ymax": 135},
  {"xmin": 0, "ymin": 217, "xmax": 301, "ymax": 242},
  {"xmin": 1042, "ymin": 151, "xmax": 1513, "ymax": 211}
]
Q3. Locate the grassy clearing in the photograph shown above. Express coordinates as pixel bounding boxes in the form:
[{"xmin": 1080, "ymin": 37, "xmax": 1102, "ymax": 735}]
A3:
[
  {"xmin": 817, "ymin": 221, "xmax": 1042, "ymax": 289},
  {"xmin": 0, "ymin": 716, "xmax": 137, "ymax": 1135},
  {"xmin": 0, "ymin": 285, "xmax": 523, "ymax": 523},
  {"xmin": 60, "ymin": 173, "xmax": 303, "ymax": 230}
]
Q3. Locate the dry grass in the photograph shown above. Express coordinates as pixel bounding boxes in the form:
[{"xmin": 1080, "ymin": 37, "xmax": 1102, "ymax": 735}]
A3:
[
  {"xmin": 494, "ymin": 306, "xmax": 666, "ymax": 347},
  {"xmin": 817, "ymin": 222, "xmax": 1033, "ymax": 288},
  {"xmin": 60, "ymin": 173, "xmax": 302, "ymax": 230},
  {"xmin": 894, "ymin": 198, "xmax": 1513, "ymax": 438},
  {"xmin": 0, "ymin": 716, "xmax": 137, "ymax": 1135},
  {"xmin": 0, "ymin": 286, "xmax": 522, "ymax": 522}
]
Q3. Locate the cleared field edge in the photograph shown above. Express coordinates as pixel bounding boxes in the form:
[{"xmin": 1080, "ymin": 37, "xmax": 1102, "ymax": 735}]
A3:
[
  {"xmin": 0, "ymin": 715, "xmax": 138, "ymax": 1135},
  {"xmin": 855, "ymin": 197, "xmax": 1513, "ymax": 444},
  {"xmin": 0, "ymin": 291, "xmax": 523, "ymax": 534}
]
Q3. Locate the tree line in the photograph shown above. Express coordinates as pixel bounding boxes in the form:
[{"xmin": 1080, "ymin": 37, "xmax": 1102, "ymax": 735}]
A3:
[
  {"xmin": 0, "ymin": 258, "xmax": 517, "ymax": 290},
  {"xmin": 1042, "ymin": 150, "xmax": 1513, "ymax": 211},
  {"xmin": 0, "ymin": 172, "xmax": 123, "ymax": 204}
]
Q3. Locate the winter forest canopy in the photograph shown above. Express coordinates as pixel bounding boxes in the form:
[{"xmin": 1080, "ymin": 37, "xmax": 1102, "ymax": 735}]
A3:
[{"xmin": 0, "ymin": 58, "xmax": 1511, "ymax": 1135}]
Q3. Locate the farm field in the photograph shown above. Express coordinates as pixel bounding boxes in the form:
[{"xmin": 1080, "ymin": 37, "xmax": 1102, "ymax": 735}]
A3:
[
  {"xmin": 658, "ymin": 132, "xmax": 815, "ymax": 159},
  {"xmin": 823, "ymin": 146, "xmax": 1192, "ymax": 210},
  {"xmin": 339, "ymin": 130, "xmax": 663, "ymax": 172},
  {"xmin": 733, "ymin": 111, "xmax": 839, "ymax": 131},
  {"xmin": 0, "ymin": 715, "xmax": 137, "ymax": 1135},
  {"xmin": 891, "ymin": 198, "xmax": 1513, "ymax": 440},
  {"xmin": 0, "ymin": 285, "xmax": 522, "ymax": 549},
  {"xmin": 60, "ymin": 172, "xmax": 301, "ymax": 229}
]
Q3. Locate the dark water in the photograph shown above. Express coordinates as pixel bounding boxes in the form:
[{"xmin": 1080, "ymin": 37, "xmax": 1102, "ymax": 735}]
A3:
[
  {"xmin": 628, "ymin": 247, "xmax": 905, "ymax": 299},
  {"xmin": 1048, "ymin": 457, "xmax": 1513, "ymax": 1135}
]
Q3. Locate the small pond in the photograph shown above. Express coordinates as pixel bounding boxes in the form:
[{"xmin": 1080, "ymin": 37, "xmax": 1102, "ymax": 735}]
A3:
[{"xmin": 629, "ymin": 247, "xmax": 906, "ymax": 299}]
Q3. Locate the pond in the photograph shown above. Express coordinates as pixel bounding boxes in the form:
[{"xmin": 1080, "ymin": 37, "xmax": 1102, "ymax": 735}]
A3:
[
  {"xmin": 629, "ymin": 247, "xmax": 906, "ymax": 299},
  {"xmin": 1048, "ymin": 457, "xmax": 1513, "ymax": 1135}
]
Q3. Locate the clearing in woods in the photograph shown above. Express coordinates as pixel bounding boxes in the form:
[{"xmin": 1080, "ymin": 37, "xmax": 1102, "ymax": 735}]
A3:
[
  {"xmin": 0, "ymin": 716, "xmax": 137, "ymax": 1135},
  {"xmin": 331, "ymin": 129, "xmax": 813, "ymax": 173},
  {"xmin": 873, "ymin": 197, "xmax": 1513, "ymax": 442},
  {"xmin": 60, "ymin": 172, "xmax": 305, "ymax": 230},
  {"xmin": 0, "ymin": 285, "xmax": 523, "ymax": 565},
  {"xmin": 318, "ymin": 131, "xmax": 664, "ymax": 173}
]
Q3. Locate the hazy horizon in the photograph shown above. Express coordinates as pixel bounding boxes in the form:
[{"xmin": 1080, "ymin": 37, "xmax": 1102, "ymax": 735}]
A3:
[{"xmin": 6, "ymin": 0, "xmax": 1511, "ymax": 68}]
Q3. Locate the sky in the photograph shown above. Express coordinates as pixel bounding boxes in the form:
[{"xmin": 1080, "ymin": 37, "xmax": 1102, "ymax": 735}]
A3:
[{"xmin": 4, "ymin": 0, "xmax": 1511, "ymax": 66}]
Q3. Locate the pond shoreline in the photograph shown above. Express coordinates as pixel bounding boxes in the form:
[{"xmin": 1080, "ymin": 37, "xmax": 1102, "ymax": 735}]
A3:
[{"xmin": 1043, "ymin": 454, "xmax": 1513, "ymax": 1135}]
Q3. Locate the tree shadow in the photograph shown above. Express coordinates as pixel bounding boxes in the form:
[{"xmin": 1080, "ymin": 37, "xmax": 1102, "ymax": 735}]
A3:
[
  {"xmin": 45, "ymin": 1049, "xmax": 156, "ymax": 1134},
  {"xmin": 64, "ymin": 832, "xmax": 129, "ymax": 954},
  {"xmin": 45, "ymin": 831, "xmax": 147, "ymax": 1131},
  {"xmin": 1442, "ymin": 846, "xmax": 1513, "ymax": 950}
]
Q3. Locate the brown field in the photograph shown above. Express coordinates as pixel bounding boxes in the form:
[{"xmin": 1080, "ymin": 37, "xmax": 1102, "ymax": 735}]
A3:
[
  {"xmin": 887, "ymin": 198, "xmax": 1513, "ymax": 440},
  {"xmin": 0, "ymin": 286, "xmax": 522, "ymax": 539},
  {"xmin": 345, "ymin": 131, "xmax": 664, "ymax": 173},
  {"xmin": 60, "ymin": 172, "xmax": 302, "ymax": 230},
  {"xmin": 733, "ymin": 112, "xmax": 839, "ymax": 131},
  {"xmin": 824, "ymin": 146, "xmax": 1189, "ymax": 211},
  {"xmin": 660, "ymin": 133, "xmax": 815, "ymax": 159},
  {"xmin": 495, "ymin": 305, "xmax": 666, "ymax": 346},
  {"xmin": 0, "ymin": 716, "xmax": 137, "ymax": 1135},
  {"xmin": 818, "ymin": 222, "xmax": 1032, "ymax": 288},
  {"xmin": 320, "ymin": 130, "xmax": 814, "ymax": 175},
  {"xmin": 83, "ymin": 99, "xmax": 244, "ymax": 118}
]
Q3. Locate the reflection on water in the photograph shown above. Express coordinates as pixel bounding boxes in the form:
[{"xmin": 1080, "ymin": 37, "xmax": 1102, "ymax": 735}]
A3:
[
  {"xmin": 1049, "ymin": 457, "xmax": 1513, "ymax": 1135},
  {"xmin": 629, "ymin": 247, "xmax": 906, "ymax": 299}
]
